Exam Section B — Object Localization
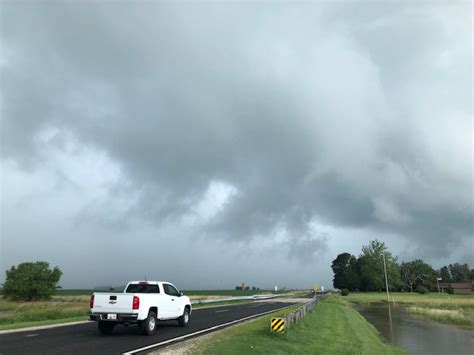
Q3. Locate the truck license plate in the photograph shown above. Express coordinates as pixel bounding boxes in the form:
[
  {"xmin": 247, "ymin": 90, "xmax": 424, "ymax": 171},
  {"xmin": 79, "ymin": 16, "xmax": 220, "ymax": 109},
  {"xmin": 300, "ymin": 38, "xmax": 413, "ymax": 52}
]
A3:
[{"xmin": 107, "ymin": 314, "xmax": 117, "ymax": 320}]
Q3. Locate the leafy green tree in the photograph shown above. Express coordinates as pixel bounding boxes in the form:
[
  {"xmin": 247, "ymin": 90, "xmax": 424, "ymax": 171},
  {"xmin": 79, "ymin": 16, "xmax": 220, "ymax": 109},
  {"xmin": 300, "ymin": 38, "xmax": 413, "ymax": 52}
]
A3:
[
  {"xmin": 358, "ymin": 240, "xmax": 402, "ymax": 291},
  {"xmin": 400, "ymin": 260, "xmax": 437, "ymax": 292},
  {"xmin": 438, "ymin": 266, "xmax": 452, "ymax": 282},
  {"xmin": 2, "ymin": 261, "xmax": 63, "ymax": 301},
  {"xmin": 448, "ymin": 263, "xmax": 471, "ymax": 282},
  {"xmin": 331, "ymin": 253, "xmax": 360, "ymax": 291}
]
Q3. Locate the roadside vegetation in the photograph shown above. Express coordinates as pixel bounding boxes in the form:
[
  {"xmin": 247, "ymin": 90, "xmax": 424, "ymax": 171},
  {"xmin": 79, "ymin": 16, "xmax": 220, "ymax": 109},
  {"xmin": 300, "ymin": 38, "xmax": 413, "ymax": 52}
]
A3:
[
  {"xmin": 192, "ymin": 296, "xmax": 404, "ymax": 354},
  {"xmin": 0, "ymin": 296, "xmax": 89, "ymax": 331},
  {"xmin": 345, "ymin": 292, "xmax": 474, "ymax": 329}
]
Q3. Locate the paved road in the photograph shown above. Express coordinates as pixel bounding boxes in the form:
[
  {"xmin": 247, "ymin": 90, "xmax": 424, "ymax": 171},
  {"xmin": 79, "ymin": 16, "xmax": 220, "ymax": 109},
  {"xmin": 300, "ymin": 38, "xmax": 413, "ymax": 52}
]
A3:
[{"xmin": 0, "ymin": 301, "xmax": 296, "ymax": 355}]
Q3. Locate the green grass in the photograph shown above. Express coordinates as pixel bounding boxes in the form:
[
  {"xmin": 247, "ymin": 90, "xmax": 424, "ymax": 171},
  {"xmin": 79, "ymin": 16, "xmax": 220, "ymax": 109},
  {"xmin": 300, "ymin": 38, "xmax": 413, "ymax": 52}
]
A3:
[
  {"xmin": 195, "ymin": 296, "xmax": 405, "ymax": 354},
  {"xmin": 344, "ymin": 292, "xmax": 474, "ymax": 329},
  {"xmin": 0, "ymin": 296, "xmax": 90, "ymax": 330}
]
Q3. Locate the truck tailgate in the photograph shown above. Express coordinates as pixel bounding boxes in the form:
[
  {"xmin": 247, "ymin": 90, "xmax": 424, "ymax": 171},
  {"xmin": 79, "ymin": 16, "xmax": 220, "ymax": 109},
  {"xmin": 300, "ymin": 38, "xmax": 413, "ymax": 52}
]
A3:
[{"xmin": 92, "ymin": 293, "xmax": 134, "ymax": 313}]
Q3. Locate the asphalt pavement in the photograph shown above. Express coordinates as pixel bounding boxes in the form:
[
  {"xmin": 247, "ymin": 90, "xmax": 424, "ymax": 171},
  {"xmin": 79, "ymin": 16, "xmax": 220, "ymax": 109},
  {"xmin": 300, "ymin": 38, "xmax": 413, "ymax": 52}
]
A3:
[{"xmin": 0, "ymin": 301, "xmax": 296, "ymax": 355}]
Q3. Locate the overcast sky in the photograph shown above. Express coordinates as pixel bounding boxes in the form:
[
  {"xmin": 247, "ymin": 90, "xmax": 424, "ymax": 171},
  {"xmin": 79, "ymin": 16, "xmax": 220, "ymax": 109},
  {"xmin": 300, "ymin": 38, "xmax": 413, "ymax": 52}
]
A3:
[{"xmin": 0, "ymin": 1, "xmax": 472, "ymax": 289}]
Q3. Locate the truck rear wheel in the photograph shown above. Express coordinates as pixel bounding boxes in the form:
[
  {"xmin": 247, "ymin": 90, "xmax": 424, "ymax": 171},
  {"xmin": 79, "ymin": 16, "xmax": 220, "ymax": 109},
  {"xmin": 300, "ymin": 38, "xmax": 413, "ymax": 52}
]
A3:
[
  {"xmin": 178, "ymin": 307, "xmax": 190, "ymax": 327},
  {"xmin": 98, "ymin": 321, "xmax": 116, "ymax": 335},
  {"xmin": 140, "ymin": 311, "xmax": 157, "ymax": 335}
]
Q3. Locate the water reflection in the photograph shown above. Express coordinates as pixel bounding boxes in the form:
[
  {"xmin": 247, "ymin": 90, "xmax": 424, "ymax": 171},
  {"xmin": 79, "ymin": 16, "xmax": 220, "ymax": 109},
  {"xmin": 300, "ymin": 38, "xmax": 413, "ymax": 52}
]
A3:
[
  {"xmin": 387, "ymin": 302, "xmax": 394, "ymax": 343},
  {"xmin": 357, "ymin": 303, "xmax": 474, "ymax": 355}
]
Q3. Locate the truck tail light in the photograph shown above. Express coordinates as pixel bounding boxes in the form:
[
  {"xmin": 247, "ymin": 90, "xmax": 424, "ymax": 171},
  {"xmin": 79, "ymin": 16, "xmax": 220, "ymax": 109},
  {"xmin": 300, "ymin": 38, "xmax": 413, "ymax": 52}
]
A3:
[
  {"xmin": 89, "ymin": 295, "xmax": 94, "ymax": 309},
  {"xmin": 133, "ymin": 296, "xmax": 140, "ymax": 310}
]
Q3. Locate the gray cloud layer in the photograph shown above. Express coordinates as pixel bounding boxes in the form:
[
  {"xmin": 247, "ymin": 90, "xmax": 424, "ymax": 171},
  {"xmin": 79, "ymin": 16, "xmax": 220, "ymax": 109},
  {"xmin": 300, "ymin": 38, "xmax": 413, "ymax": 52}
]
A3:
[{"xmin": 0, "ymin": 1, "xmax": 472, "ymax": 288}]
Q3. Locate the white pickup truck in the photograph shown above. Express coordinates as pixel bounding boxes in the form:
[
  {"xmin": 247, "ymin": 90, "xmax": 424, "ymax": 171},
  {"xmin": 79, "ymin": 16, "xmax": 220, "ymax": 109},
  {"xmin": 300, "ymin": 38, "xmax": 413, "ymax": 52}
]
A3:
[{"xmin": 89, "ymin": 281, "xmax": 192, "ymax": 335}]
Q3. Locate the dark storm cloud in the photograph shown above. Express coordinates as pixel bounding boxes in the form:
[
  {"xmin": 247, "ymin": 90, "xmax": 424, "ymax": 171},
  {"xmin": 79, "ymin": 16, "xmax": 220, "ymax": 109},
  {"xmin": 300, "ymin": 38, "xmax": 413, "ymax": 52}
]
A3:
[{"xmin": 0, "ymin": 1, "xmax": 472, "ymax": 287}]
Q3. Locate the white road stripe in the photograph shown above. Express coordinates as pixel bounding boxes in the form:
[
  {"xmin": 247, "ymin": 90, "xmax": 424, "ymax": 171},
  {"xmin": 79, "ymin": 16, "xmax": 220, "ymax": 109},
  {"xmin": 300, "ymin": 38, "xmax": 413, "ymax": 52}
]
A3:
[
  {"xmin": 122, "ymin": 304, "xmax": 295, "ymax": 355},
  {"xmin": 214, "ymin": 309, "xmax": 229, "ymax": 313}
]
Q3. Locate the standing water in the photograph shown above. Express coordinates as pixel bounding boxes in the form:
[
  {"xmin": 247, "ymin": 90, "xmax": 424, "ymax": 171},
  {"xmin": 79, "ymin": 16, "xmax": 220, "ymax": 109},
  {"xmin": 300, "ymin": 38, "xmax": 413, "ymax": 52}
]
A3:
[{"xmin": 357, "ymin": 303, "xmax": 474, "ymax": 354}]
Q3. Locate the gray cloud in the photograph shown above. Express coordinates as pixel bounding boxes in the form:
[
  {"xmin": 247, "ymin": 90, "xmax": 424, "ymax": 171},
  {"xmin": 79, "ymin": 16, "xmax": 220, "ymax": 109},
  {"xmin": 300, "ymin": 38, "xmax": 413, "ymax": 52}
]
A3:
[{"xmin": 0, "ymin": 1, "xmax": 472, "ymax": 288}]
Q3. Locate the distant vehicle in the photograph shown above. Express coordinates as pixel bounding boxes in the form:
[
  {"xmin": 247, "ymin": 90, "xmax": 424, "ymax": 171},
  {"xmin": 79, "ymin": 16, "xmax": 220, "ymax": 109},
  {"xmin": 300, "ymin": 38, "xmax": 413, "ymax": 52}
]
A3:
[{"xmin": 89, "ymin": 281, "xmax": 192, "ymax": 335}]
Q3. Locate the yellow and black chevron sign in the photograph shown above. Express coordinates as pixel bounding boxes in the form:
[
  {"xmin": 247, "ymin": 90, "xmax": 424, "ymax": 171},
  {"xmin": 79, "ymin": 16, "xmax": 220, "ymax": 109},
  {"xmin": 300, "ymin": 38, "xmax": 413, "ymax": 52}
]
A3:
[{"xmin": 271, "ymin": 317, "xmax": 285, "ymax": 333}]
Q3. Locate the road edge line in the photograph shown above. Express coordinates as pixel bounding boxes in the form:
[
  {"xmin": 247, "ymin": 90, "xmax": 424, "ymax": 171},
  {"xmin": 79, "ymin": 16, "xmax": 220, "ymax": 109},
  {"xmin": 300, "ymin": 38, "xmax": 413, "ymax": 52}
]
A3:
[{"xmin": 122, "ymin": 303, "xmax": 297, "ymax": 355}]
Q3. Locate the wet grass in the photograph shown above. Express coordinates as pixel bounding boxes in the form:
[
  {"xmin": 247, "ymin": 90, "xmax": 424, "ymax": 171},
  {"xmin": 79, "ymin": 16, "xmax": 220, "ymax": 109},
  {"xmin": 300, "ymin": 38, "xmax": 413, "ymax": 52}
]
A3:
[{"xmin": 407, "ymin": 306, "xmax": 474, "ymax": 329}]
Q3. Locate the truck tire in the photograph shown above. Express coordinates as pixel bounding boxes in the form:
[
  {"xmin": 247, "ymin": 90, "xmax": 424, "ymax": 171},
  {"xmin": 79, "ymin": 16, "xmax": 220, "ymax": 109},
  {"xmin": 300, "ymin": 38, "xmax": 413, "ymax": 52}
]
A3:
[
  {"xmin": 140, "ymin": 311, "xmax": 157, "ymax": 335},
  {"xmin": 98, "ymin": 321, "xmax": 116, "ymax": 335},
  {"xmin": 178, "ymin": 307, "xmax": 190, "ymax": 327}
]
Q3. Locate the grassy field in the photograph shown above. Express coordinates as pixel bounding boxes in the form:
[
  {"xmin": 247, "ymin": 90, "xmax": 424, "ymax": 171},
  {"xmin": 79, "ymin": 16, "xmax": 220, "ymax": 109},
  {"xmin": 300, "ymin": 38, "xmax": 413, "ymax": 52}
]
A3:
[
  {"xmin": 344, "ymin": 292, "xmax": 474, "ymax": 329},
  {"xmin": 193, "ymin": 296, "xmax": 404, "ymax": 354},
  {"xmin": 0, "ymin": 295, "xmax": 90, "ymax": 331}
]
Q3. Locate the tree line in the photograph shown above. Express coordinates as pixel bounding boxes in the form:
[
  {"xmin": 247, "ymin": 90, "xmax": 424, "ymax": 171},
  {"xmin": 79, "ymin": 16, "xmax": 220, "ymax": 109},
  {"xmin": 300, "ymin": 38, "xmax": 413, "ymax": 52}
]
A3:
[{"xmin": 331, "ymin": 240, "xmax": 473, "ymax": 293}]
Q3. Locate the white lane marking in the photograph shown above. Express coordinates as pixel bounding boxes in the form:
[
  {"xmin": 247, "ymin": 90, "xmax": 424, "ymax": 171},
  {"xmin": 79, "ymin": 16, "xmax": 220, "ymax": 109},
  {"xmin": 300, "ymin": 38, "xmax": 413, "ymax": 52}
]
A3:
[
  {"xmin": 122, "ymin": 304, "xmax": 296, "ymax": 355},
  {"xmin": 24, "ymin": 334, "xmax": 39, "ymax": 337},
  {"xmin": 215, "ymin": 309, "xmax": 229, "ymax": 313}
]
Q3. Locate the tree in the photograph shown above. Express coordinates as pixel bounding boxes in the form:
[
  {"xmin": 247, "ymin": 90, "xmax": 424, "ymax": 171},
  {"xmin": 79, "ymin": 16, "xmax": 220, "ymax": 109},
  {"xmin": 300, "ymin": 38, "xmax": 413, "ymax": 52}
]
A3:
[
  {"xmin": 2, "ymin": 261, "xmax": 62, "ymax": 301},
  {"xmin": 438, "ymin": 266, "xmax": 452, "ymax": 282},
  {"xmin": 400, "ymin": 260, "xmax": 437, "ymax": 292},
  {"xmin": 331, "ymin": 253, "xmax": 360, "ymax": 291},
  {"xmin": 448, "ymin": 263, "xmax": 471, "ymax": 282},
  {"xmin": 438, "ymin": 263, "xmax": 471, "ymax": 283},
  {"xmin": 358, "ymin": 240, "xmax": 402, "ymax": 291}
]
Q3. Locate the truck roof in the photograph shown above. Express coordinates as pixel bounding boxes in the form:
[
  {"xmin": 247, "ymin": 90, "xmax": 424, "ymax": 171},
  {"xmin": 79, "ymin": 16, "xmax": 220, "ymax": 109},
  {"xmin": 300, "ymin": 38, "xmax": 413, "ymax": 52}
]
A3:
[{"xmin": 127, "ymin": 281, "xmax": 171, "ymax": 284}]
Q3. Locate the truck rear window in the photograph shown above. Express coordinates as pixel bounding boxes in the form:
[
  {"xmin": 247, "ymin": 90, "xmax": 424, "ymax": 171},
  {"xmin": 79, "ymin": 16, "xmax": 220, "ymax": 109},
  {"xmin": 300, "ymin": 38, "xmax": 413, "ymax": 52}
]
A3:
[{"xmin": 125, "ymin": 284, "xmax": 160, "ymax": 293}]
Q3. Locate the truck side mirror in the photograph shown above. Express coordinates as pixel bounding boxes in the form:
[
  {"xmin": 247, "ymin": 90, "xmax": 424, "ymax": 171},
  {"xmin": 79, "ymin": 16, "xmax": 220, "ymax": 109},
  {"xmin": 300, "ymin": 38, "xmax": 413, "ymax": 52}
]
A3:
[{"xmin": 179, "ymin": 291, "xmax": 184, "ymax": 296}]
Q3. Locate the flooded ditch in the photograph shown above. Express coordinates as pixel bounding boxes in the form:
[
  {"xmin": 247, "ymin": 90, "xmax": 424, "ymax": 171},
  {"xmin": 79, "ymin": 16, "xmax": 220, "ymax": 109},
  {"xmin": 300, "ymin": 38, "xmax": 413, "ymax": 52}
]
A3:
[{"xmin": 356, "ymin": 303, "xmax": 473, "ymax": 354}]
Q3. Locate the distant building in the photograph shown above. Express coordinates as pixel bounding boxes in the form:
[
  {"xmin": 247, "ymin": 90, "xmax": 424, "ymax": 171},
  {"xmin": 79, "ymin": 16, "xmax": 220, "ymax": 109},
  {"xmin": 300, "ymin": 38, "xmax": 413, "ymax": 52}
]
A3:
[{"xmin": 438, "ymin": 282, "xmax": 472, "ymax": 295}]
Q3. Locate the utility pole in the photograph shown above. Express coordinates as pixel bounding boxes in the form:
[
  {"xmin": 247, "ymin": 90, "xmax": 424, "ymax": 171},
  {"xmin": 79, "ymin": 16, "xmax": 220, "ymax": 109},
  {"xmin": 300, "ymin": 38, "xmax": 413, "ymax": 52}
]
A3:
[
  {"xmin": 382, "ymin": 253, "xmax": 390, "ymax": 303},
  {"xmin": 383, "ymin": 253, "xmax": 394, "ymax": 343}
]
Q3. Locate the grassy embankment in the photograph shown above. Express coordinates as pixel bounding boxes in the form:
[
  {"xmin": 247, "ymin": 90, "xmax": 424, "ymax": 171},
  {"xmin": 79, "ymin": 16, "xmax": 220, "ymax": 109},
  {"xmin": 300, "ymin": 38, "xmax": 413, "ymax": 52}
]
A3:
[
  {"xmin": 0, "ymin": 289, "xmax": 300, "ymax": 331},
  {"xmin": 345, "ymin": 292, "xmax": 474, "ymax": 329},
  {"xmin": 193, "ymin": 296, "xmax": 404, "ymax": 355}
]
